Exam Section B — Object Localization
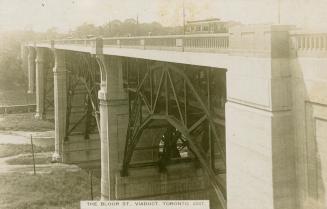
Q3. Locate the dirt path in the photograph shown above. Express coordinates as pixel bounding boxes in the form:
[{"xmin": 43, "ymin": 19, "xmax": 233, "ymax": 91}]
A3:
[{"xmin": 0, "ymin": 153, "xmax": 80, "ymax": 174}]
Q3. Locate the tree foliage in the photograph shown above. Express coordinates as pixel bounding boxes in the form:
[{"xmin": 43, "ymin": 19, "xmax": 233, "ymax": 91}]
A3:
[
  {"xmin": 72, "ymin": 19, "xmax": 183, "ymax": 38},
  {"xmin": 0, "ymin": 32, "xmax": 26, "ymax": 90},
  {"xmin": 0, "ymin": 18, "xmax": 183, "ymax": 90},
  {"xmin": 0, "ymin": 28, "xmax": 67, "ymax": 90}
]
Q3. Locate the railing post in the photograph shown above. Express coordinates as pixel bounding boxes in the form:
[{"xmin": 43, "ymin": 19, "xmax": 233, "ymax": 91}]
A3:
[
  {"xmin": 176, "ymin": 38, "xmax": 184, "ymax": 52},
  {"xmin": 322, "ymin": 36, "xmax": 325, "ymax": 51},
  {"xmin": 93, "ymin": 38, "xmax": 103, "ymax": 55},
  {"xmin": 140, "ymin": 39, "xmax": 145, "ymax": 50},
  {"xmin": 314, "ymin": 36, "xmax": 318, "ymax": 49},
  {"xmin": 51, "ymin": 40, "xmax": 54, "ymax": 49}
]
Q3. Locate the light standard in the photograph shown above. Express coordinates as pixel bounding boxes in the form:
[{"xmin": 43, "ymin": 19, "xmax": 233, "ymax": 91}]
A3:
[
  {"xmin": 183, "ymin": 0, "xmax": 186, "ymax": 35},
  {"xmin": 278, "ymin": 0, "xmax": 281, "ymax": 24}
]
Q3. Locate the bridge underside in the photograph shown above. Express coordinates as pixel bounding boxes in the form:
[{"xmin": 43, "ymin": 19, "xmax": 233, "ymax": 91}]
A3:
[
  {"xmin": 95, "ymin": 56, "xmax": 227, "ymax": 208},
  {"xmin": 27, "ymin": 47, "xmax": 102, "ymax": 167},
  {"xmin": 118, "ymin": 59, "xmax": 226, "ymax": 207},
  {"xmin": 27, "ymin": 45, "xmax": 228, "ymax": 207}
]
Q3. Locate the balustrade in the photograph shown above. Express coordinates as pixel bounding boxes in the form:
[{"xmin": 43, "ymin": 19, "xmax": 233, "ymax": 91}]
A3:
[
  {"xmin": 291, "ymin": 33, "xmax": 327, "ymax": 51},
  {"xmin": 27, "ymin": 31, "xmax": 327, "ymax": 56},
  {"xmin": 28, "ymin": 34, "xmax": 230, "ymax": 53}
]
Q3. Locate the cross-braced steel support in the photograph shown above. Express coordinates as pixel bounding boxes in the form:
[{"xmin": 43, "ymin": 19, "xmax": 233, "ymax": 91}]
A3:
[
  {"xmin": 27, "ymin": 47, "xmax": 36, "ymax": 94},
  {"xmin": 65, "ymin": 52, "xmax": 100, "ymax": 138},
  {"xmin": 120, "ymin": 59, "xmax": 227, "ymax": 208},
  {"xmin": 52, "ymin": 49, "xmax": 100, "ymax": 162}
]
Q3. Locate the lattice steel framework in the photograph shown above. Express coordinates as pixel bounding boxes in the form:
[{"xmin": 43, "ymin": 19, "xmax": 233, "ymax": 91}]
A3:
[
  {"xmin": 120, "ymin": 59, "xmax": 227, "ymax": 207},
  {"xmin": 43, "ymin": 49, "xmax": 54, "ymax": 116},
  {"xmin": 65, "ymin": 51, "xmax": 100, "ymax": 139}
]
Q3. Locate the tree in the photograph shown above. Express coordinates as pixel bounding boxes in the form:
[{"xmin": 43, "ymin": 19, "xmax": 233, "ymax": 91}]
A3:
[
  {"xmin": 73, "ymin": 18, "xmax": 183, "ymax": 38},
  {"xmin": 0, "ymin": 29, "xmax": 57, "ymax": 90},
  {"xmin": 73, "ymin": 23, "xmax": 99, "ymax": 38},
  {"xmin": 45, "ymin": 27, "xmax": 59, "ymax": 40},
  {"xmin": 0, "ymin": 32, "xmax": 26, "ymax": 90}
]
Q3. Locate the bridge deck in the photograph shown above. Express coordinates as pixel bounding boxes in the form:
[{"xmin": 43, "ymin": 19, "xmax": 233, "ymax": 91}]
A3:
[
  {"xmin": 26, "ymin": 30, "xmax": 327, "ymax": 68},
  {"xmin": 27, "ymin": 34, "xmax": 230, "ymax": 68}
]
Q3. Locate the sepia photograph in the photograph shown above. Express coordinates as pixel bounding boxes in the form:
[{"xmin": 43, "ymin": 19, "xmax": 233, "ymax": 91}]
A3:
[{"xmin": 0, "ymin": 0, "xmax": 327, "ymax": 208}]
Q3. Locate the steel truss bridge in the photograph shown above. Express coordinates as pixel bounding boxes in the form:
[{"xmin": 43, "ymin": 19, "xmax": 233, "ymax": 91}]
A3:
[{"xmin": 23, "ymin": 24, "xmax": 324, "ymax": 209}]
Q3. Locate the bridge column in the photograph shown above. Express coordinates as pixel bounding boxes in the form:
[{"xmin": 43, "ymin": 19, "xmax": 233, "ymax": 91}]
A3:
[
  {"xmin": 96, "ymin": 53, "xmax": 128, "ymax": 200},
  {"xmin": 226, "ymin": 25, "xmax": 295, "ymax": 209},
  {"xmin": 21, "ymin": 46, "xmax": 29, "ymax": 77},
  {"xmin": 27, "ymin": 47, "xmax": 36, "ymax": 94},
  {"xmin": 52, "ymin": 49, "xmax": 67, "ymax": 162},
  {"xmin": 35, "ymin": 48, "xmax": 46, "ymax": 119}
]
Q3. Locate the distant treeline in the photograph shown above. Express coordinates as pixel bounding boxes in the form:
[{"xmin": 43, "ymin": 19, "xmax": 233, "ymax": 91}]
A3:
[
  {"xmin": 72, "ymin": 19, "xmax": 184, "ymax": 38},
  {"xmin": 0, "ymin": 18, "xmax": 183, "ymax": 90},
  {"xmin": 42, "ymin": 18, "xmax": 184, "ymax": 40}
]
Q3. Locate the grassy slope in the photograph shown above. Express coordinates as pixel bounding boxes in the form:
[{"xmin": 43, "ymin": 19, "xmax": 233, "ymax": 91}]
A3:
[
  {"xmin": 0, "ymin": 89, "xmax": 35, "ymax": 106},
  {"xmin": 0, "ymin": 144, "xmax": 54, "ymax": 158},
  {"xmin": 5, "ymin": 153, "xmax": 52, "ymax": 165},
  {"xmin": 0, "ymin": 110, "xmax": 101, "ymax": 209},
  {"xmin": 0, "ymin": 113, "xmax": 55, "ymax": 157},
  {"xmin": 0, "ymin": 113, "xmax": 54, "ymax": 131},
  {"xmin": 0, "ymin": 100, "xmax": 101, "ymax": 209},
  {"xmin": 0, "ymin": 169, "xmax": 101, "ymax": 209}
]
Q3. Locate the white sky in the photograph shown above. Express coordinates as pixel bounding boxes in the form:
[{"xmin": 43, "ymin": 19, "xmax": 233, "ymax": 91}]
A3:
[{"xmin": 0, "ymin": 0, "xmax": 327, "ymax": 32}]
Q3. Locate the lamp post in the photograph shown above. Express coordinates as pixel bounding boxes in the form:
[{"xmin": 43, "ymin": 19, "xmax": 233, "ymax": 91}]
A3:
[
  {"xmin": 278, "ymin": 0, "xmax": 281, "ymax": 24},
  {"xmin": 183, "ymin": 0, "xmax": 186, "ymax": 35}
]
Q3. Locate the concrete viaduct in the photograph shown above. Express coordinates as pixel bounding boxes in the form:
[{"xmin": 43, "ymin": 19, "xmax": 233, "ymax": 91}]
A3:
[{"xmin": 22, "ymin": 24, "xmax": 327, "ymax": 209}]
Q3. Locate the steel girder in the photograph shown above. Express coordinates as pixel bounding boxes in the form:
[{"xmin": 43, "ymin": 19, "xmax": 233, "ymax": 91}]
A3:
[
  {"xmin": 43, "ymin": 49, "xmax": 55, "ymax": 116},
  {"xmin": 65, "ymin": 51, "xmax": 100, "ymax": 139},
  {"xmin": 121, "ymin": 59, "xmax": 227, "ymax": 208}
]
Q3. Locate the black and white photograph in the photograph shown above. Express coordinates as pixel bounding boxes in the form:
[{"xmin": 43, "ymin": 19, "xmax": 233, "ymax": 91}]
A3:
[{"xmin": 0, "ymin": 0, "xmax": 326, "ymax": 208}]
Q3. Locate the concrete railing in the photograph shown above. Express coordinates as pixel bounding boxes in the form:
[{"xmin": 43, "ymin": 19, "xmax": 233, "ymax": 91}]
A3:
[
  {"xmin": 27, "ymin": 30, "xmax": 327, "ymax": 56},
  {"xmin": 55, "ymin": 39, "xmax": 94, "ymax": 47},
  {"xmin": 102, "ymin": 34, "xmax": 229, "ymax": 51},
  {"xmin": 28, "ymin": 34, "xmax": 230, "ymax": 53},
  {"xmin": 184, "ymin": 35, "xmax": 229, "ymax": 49},
  {"xmin": 291, "ymin": 33, "xmax": 327, "ymax": 51}
]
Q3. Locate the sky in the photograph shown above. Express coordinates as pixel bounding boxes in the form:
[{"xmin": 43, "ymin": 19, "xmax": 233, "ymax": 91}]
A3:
[{"xmin": 0, "ymin": 0, "xmax": 327, "ymax": 32}]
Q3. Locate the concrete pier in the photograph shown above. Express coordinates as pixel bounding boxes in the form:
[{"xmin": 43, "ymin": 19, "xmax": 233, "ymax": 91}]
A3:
[
  {"xmin": 35, "ymin": 48, "xmax": 46, "ymax": 119},
  {"xmin": 27, "ymin": 47, "xmax": 36, "ymax": 94},
  {"xmin": 226, "ymin": 25, "xmax": 295, "ymax": 209},
  {"xmin": 95, "ymin": 40, "xmax": 128, "ymax": 199},
  {"xmin": 52, "ymin": 49, "xmax": 67, "ymax": 162}
]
